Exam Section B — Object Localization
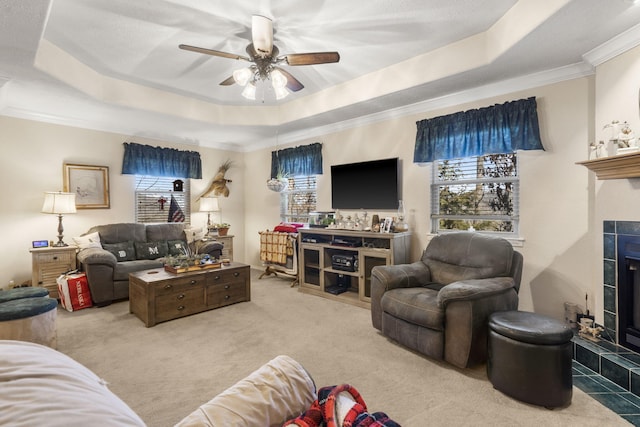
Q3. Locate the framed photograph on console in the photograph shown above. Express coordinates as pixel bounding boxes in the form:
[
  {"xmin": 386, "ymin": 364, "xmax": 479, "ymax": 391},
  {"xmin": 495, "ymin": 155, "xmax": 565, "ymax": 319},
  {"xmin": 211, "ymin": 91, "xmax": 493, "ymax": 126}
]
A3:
[
  {"xmin": 382, "ymin": 217, "xmax": 393, "ymax": 233},
  {"xmin": 63, "ymin": 163, "xmax": 110, "ymax": 209}
]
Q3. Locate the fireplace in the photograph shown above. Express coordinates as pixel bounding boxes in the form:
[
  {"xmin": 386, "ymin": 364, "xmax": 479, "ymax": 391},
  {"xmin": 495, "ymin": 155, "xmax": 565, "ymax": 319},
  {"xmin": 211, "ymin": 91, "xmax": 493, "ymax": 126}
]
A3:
[{"xmin": 617, "ymin": 234, "xmax": 640, "ymax": 353}]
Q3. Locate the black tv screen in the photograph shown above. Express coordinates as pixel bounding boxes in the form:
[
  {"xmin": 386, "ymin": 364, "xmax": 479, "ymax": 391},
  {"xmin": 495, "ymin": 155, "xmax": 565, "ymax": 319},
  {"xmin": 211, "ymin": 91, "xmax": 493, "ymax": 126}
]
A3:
[{"xmin": 331, "ymin": 158, "xmax": 400, "ymax": 210}]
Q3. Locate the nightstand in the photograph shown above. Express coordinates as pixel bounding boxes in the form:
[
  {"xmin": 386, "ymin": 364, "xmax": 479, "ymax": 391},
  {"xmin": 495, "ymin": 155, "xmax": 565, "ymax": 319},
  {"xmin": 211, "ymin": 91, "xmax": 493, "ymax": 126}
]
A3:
[
  {"xmin": 30, "ymin": 246, "xmax": 77, "ymax": 299},
  {"xmin": 215, "ymin": 235, "xmax": 234, "ymax": 261}
]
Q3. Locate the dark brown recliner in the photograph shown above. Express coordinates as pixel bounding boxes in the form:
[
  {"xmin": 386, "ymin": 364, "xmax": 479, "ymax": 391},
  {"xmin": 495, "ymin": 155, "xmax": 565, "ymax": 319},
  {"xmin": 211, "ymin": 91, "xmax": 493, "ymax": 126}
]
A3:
[{"xmin": 370, "ymin": 232, "xmax": 523, "ymax": 368}]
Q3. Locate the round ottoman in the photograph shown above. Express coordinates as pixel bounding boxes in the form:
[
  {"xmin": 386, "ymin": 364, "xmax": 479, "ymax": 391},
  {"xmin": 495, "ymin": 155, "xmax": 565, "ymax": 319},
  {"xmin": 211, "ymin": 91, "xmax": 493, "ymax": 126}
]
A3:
[
  {"xmin": 0, "ymin": 287, "xmax": 49, "ymax": 303},
  {"xmin": 0, "ymin": 297, "xmax": 58, "ymax": 348},
  {"xmin": 487, "ymin": 310, "xmax": 573, "ymax": 408}
]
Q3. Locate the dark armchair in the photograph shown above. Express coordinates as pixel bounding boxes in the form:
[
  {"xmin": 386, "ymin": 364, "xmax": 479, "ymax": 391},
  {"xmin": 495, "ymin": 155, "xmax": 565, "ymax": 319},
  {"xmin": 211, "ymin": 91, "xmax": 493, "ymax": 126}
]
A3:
[{"xmin": 370, "ymin": 232, "xmax": 523, "ymax": 368}]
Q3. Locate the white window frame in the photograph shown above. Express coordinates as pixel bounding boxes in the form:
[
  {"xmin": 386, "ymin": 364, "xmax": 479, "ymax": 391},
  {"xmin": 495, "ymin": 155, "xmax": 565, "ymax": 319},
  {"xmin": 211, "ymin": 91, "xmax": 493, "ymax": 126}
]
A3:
[
  {"xmin": 280, "ymin": 175, "xmax": 317, "ymax": 223},
  {"xmin": 431, "ymin": 153, "xmax": 519, "ymax": 236}
]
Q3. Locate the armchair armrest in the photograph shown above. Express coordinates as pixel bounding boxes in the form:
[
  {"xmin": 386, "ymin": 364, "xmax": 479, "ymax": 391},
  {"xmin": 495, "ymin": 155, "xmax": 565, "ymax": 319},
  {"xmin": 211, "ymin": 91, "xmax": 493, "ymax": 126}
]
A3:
[
  {"xmin": 438, "ymin": 276, "xmax": 519, "ymax": 367},
  {"xmin": 76, "ymin": 247, "xmax": 117, "ymax": 268},
  {"xmin": 370, "ymin": 261, "xmax": 431, "ymax": 330},
  {"xmin": 436, "ymin": 277, "xmax": 515, "ymax": 308},
  {"xmin": 371, "ymin": 261, "xmax": 432, "ymax": 292}
]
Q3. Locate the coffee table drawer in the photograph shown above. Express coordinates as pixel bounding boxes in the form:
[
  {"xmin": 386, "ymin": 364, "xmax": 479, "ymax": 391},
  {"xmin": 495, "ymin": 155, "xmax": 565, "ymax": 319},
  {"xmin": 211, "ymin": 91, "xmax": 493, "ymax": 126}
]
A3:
[
  {"xmin": 207, "ymin": 281, "xmax": 247, "ymax": 308},
  {"xmin": 208, "ymin": 268, "xmax": 249, "ymax": 285},
  {"xmin": 155, "ymin": 288, "xmax": 205, "ymax": 323},
  {"xmin": 155, "ymin": 275, "xmax": 206, "ymax": 296}
]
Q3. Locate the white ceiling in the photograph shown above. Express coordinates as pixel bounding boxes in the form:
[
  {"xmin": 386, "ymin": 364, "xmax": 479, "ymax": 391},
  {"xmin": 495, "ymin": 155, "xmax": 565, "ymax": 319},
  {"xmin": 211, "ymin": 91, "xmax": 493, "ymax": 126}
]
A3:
[{"xmin": 1, "ymin": 0, "xmax": 640, "ymax": 151}]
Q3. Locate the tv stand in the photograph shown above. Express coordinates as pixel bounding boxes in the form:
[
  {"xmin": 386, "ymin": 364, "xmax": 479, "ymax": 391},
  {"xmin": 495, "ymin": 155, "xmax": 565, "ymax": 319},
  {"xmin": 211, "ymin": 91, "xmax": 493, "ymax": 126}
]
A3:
[{"xmin": 298, "ymin": 228, "xmax": 411, "ymax": 308}]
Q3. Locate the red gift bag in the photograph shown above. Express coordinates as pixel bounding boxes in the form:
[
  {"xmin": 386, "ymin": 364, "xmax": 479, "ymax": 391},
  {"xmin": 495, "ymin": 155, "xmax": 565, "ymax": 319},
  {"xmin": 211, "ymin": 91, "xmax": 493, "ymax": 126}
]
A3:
[{"xmin": 56, "ymin": 272, "xmax": 93, "ymax": 312}]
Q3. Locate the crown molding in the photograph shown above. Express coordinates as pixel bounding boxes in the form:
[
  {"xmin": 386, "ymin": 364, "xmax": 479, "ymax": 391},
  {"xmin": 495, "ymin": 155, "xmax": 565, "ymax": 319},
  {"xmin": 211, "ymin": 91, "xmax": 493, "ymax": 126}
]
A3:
[{"xmin": 583, "ymin": 22, "xmax": 640, "ymax": 66}]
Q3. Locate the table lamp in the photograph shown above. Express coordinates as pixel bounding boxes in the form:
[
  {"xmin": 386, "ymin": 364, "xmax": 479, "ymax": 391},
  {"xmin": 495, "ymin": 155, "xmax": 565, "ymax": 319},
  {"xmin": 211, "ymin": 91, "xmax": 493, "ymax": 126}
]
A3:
[
  {"xmin": 199, "ymin": 197, "xmax": 219, "ymax": 232},
  {"xmin": 41, "ymin": 191, "xmax": 76, "ymax": 247}
]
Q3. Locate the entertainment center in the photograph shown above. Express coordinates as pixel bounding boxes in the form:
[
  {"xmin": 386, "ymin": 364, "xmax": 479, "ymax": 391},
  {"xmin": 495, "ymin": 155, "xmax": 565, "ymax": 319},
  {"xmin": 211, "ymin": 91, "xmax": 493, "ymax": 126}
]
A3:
[{"xmin": 298, "ymin": 228, "xmax": 411, "ymax": 308}]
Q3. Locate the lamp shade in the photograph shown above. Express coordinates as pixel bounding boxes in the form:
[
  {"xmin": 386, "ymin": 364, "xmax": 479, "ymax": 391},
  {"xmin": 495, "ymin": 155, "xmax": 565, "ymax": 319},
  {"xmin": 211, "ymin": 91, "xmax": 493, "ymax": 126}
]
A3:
[
  {"xmin": 42, "ymin": 192, "xmax": 76, "ymax": 214},
  {"xmin": 233, "ymin": 67, "xmax": 253, "ymax": 86},
  {"xmin": 199, "ymin": 197, "xmax": 219, "ymax": 213}
]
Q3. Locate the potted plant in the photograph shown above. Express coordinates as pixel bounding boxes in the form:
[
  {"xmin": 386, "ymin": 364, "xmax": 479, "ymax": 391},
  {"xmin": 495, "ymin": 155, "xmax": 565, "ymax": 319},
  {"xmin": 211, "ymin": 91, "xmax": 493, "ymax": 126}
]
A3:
[
  {"xmin": 267, "ymin": 165, "xmax": 289, "ymax": 192},
  {"xmin": 212, "ymin": 223, "xmax": 231, "ymax": 236}
]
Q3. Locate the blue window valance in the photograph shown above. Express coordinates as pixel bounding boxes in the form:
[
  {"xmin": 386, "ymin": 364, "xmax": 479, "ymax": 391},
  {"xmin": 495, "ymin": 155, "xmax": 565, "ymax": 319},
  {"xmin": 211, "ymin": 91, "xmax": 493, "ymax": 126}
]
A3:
[
  {"xmin": 271, "ymin": 142, "xmax": 323, "ymax": 178},
  {"xmin": 122, "ymin": 142, "xmax": 202, "ymax": 179},
  {"xmin": 413, "ymin": 97, "xmax": 544, "ymax": 163}
]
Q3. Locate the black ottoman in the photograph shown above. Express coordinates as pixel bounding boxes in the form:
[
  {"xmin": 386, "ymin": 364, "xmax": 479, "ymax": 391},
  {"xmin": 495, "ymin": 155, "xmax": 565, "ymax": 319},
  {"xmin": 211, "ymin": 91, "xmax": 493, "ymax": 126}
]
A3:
[{"xmin": 487, "ymin": 311, "xmax": 573, "ymax": 408}]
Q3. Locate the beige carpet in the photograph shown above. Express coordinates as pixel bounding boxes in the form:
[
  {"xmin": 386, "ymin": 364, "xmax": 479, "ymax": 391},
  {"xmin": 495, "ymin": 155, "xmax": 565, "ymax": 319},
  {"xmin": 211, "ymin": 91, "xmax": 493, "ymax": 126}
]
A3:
[{"xmin": 56, "ymin": 269, "xmax": 629, "ymax": 427}]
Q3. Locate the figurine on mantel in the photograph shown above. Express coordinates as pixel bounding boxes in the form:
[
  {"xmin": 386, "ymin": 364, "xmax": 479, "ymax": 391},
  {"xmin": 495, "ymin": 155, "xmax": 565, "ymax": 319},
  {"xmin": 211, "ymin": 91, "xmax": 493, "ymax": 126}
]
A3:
[{"xmin": 603, "ymin": 120, "xmax": 638, "ymax": 156}]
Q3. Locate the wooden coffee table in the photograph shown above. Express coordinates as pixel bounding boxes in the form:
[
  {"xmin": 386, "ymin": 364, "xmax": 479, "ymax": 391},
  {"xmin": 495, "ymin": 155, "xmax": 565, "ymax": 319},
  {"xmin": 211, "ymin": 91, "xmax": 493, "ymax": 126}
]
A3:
[{"xmin": 129, "ymin": 262, "xmax": 251, "ymax": 327}]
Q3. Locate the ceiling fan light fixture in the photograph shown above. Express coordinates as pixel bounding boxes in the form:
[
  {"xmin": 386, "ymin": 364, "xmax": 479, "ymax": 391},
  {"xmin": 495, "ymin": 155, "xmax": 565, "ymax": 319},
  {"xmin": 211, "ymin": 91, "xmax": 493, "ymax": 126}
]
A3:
[
  {"xmin": 274, "ymin": 86, "xmax": 290, "ymax": 100},
  {"xmin": 242, "ymin": 81, "xmax": 257, "ymax": 100},
  {"xmin": 233, "ymin": 67, "xmax": 253, "ymax": 86},
  {"xmin": 271, "ymin": 69, "xmax": 288, "ymax": 89}
]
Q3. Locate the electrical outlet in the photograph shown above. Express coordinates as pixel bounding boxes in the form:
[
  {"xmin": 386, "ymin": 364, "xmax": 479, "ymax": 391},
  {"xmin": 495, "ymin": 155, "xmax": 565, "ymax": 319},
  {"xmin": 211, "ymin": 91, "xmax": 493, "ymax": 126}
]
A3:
[{"xmin": 7, "ymin": 280, "xmax": 15, "ymax": 289}]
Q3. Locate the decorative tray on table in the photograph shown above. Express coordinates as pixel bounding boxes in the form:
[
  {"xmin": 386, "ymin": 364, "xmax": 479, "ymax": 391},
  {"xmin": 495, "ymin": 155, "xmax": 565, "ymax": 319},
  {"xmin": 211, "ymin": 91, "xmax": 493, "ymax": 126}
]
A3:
[
  {"xmin": 163, "ymin": 254, "xmax": 221, "ymax": 273},
  {"xmin": 164, "ymin": 263, "xmax": 221, "ymax": 274}
]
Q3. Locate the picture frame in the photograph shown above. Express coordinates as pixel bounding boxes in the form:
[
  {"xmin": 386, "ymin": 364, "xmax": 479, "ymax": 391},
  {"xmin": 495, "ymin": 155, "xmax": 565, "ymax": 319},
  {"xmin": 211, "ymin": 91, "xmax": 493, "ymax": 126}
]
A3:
[
  {"xmin": 63, "ymin": 163, "xmax": 110, "ymax": 209},
  {"xmin": 382, "ymin": 217, "xmax": 394, "ymax": 233}
]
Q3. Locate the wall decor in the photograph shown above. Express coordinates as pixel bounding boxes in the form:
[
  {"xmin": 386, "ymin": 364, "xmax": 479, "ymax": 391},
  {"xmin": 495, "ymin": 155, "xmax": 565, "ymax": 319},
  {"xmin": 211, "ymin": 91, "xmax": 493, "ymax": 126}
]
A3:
[{"xmin": 63, "ymin": 163, "xmax": 110, "ymax": 209}]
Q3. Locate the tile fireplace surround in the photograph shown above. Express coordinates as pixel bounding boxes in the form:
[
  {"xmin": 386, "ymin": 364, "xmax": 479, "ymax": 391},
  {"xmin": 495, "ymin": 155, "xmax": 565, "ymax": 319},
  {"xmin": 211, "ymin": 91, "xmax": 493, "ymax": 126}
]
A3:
[{"xmin": 571, "ymin": 221, "xmax": 640, "ymax": 404}]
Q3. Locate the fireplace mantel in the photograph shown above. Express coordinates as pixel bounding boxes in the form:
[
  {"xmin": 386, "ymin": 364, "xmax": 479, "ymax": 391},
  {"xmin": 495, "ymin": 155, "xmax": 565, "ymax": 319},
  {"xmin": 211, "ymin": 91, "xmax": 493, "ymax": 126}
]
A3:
[{"xmin": 577, "ymin": 151, "xmax": 640, "ymax": 179}]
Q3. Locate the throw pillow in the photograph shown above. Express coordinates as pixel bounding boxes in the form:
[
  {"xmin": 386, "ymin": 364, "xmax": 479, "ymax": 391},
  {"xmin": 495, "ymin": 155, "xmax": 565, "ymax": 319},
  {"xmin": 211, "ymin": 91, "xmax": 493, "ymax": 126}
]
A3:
[
  {"xmin": 134, "ymin": 241, "xmax": 169, "ymax": 260},
  {"xmin": 72, "ymin": 232, "xmax": 102, "ymax": 251},
  {"xmin": 183, "ymin": 227, "xmax": 206, "ymax": 244},
  {"xmin": 102, "ymin": 241, "xmax": 136, "ymax": 262},
  {"xmin": 167, "ymin": 240, "xmax": 189, "ymax": 256}
]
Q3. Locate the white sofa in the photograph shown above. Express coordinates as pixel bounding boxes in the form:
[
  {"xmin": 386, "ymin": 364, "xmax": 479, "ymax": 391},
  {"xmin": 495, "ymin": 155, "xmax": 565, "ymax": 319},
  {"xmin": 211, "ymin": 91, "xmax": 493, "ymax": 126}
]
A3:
[{"xmin": 0, "ymin": 340, "xmax": 317, "ymax": 427}]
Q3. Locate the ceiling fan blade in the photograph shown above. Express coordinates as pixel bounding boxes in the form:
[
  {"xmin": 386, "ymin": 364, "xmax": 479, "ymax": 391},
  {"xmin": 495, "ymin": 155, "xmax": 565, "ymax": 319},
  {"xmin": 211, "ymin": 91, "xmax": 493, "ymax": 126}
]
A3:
[
  {"xmin": 285, "ymin": 52, "xmax": 340, "ymax": 66},
  {"xmin": 219, "ymin": 75, "xmax": 236, "ymax": 86},
  {"xmin": 251, "ymin": 15, "xmax": 273, "ymax": 57},
  {"xmin": 274, "ymin": 67, "xmax": 304, "ymax": 92},
  {"xmin": 179, "ymin": 44, "xmax": 250, "ymax": 62}
]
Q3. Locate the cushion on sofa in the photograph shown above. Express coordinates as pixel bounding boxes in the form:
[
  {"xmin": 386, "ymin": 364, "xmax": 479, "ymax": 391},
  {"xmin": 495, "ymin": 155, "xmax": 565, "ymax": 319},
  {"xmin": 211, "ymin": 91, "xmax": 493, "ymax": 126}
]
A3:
[
  {"xmin": 0, "ymin": 340, "xmax": 145, "ymax": 426},
  {"xmin": 167, "ymin": 239, "xmax": 189, "ymax": 256},
  {"xmin": 102, "ymin": 241, "xmax": 136, "ymax": 262},
  {"xmin": 146, "ymin": 223, "xmax": 186, "ymax": 242},
  {"xmin": 176, "ymin": 355, "xmax": 317, "ymax": 427},
  {"xmin": 134, "ymin": 241, "xmax": 169, "ymax": 260},
  {"xmin": 113, "ymin": 259, "xmax": 164, "ymax": 281},
  {"xmin": 73, "ymin": 232, "xmax": 102, "ymax": 251},
  {"xmin": 184, "ymin": 227, "xmax": 206, "ymax": 244},
  {"xmin": 88, "ymin": 223, "xmax": 147, "ymax": 244}
]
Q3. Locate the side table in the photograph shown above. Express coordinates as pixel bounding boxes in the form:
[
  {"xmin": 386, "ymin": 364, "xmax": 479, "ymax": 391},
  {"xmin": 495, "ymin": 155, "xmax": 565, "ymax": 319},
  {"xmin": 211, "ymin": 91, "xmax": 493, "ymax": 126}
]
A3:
[
  {"xmin": 214, "ymin": 235, "xmax": 234, "ymax": 261},
  {"xmin": 30, "ymin": 246, "xmax": 77, "ymax": 299}
]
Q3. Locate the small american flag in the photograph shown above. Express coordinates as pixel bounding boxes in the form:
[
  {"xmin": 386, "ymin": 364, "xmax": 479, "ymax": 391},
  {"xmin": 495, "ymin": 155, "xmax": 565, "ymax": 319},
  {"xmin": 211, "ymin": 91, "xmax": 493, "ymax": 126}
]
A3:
[{"xmin": 168, "ymin": 194, "xmax": 185, "ymax": 222}]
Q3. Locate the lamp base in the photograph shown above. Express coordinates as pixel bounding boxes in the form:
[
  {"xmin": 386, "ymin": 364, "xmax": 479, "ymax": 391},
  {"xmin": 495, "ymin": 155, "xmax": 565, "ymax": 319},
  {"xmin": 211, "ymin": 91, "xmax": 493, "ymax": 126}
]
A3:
[{"xmin": 52, "ymin": 240, "xmax": 68, "ymax": 247}]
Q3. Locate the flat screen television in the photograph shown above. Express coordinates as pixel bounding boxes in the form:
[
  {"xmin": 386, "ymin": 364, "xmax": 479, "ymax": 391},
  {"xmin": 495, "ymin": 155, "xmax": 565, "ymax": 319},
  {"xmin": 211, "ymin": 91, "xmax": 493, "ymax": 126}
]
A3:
[{"xmin": 331, "ymin": 158, "xmax": 400, "ymax": 210}]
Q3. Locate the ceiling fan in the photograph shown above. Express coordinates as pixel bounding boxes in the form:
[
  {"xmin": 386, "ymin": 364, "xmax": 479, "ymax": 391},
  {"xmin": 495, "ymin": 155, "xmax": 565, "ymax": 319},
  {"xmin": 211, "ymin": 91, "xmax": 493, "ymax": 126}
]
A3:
[{"xmin": 179, "ymin": 15, "xmax": 340, "ymax": 100}]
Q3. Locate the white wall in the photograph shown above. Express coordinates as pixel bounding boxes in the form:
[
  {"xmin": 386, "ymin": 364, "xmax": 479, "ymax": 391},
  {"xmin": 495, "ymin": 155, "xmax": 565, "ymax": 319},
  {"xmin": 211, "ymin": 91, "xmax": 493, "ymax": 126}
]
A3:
[
  {"xmin": 591, "ymin": 44, "xmax": 640, "ymax": 321},
  {"xmin": 0, "ymin": 117, "xmax": 244, "ymax": 288},
  {"xmin": 244, "ymin": 76, "xmax": 595, "ymax": 321}
]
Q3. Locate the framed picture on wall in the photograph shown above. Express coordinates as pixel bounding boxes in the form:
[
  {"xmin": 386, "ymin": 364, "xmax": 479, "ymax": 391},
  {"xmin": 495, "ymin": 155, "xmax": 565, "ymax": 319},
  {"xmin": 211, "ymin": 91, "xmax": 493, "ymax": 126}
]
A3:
[{"xmin": 63, "ymin": 163, "xmax": 110, "ymax": 209}]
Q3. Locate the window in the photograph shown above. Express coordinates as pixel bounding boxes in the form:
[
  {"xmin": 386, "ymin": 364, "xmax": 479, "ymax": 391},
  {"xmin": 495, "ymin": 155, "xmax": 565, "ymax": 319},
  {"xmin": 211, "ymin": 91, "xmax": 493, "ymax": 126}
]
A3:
[
  {"xmin": 431, "ymin": 153, "xmax": 518, "ymax": 234},
  {"xmin": 135, "ymin": 176, "xmax": 191, "ymax": 224},
  {"xmin": 280, "ymin": 175, "xmax": 317, "ymax": 223}
]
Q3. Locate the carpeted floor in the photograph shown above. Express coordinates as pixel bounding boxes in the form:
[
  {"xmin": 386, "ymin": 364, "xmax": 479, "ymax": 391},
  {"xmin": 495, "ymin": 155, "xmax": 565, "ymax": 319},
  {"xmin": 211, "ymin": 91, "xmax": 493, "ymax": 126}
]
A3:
[{"xmin": 56, "ymin": 269, "xmax": 629, "ymax": 427}]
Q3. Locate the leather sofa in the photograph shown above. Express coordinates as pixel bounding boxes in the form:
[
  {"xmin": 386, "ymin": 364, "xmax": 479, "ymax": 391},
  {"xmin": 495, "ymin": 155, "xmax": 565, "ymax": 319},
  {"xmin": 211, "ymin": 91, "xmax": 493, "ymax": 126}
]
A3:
[
  {"xmin": 370, "ymin": 232, "xmax": 523, "ymax": 368},
  {"xmin": 76, "ymin": 223, "xmax": 223, "ymax": 306}
]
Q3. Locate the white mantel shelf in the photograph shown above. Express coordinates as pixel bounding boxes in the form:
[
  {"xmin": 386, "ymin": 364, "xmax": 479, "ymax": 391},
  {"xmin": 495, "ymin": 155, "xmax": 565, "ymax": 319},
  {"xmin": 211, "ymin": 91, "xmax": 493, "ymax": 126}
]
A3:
[{"xmin": 576, "ymin": 151, "xmax": 640, "ymax": 180}]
